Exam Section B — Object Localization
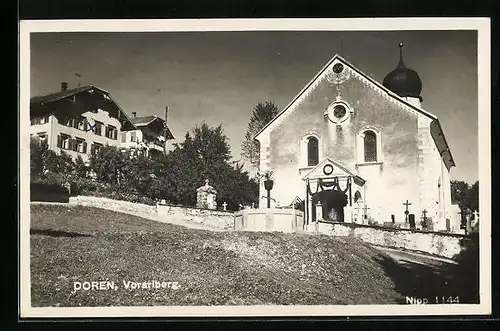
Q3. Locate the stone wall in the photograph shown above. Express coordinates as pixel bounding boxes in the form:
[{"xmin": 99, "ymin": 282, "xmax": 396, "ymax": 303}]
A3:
[
  {"xmin": 157, "ymin": 204, "xmax": 233, "ymax": 231},
  {"xmin": 311, "ymin": 221, "xmax": 467, "ymax": 259},
  {"xmin": 69, "ymin": 196, "xmax": 157, "ymax": 219},
  {"xmin": 69, "ymin": 196, "xmax": 234, "ymax": 231}
]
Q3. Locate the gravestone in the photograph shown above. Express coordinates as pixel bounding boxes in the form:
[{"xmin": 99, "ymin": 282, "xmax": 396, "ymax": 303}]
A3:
[
  {"xmin": 315, "ymin": 201, "xmax": 323, "ymax": 221},
  {"xmin": 196, "ymin": 179, "xmax": 217, "ymax": 210},
  {"xmin": 465, "ymin": 214, "xmax": 472, "ymax": 234},
  {"xmin": 408, "ymin": 214, "xmax": 416, "ymax": 230},
  {"xmin": 471, "ymin": 210, "xmax": 479, "ymax": 230}
]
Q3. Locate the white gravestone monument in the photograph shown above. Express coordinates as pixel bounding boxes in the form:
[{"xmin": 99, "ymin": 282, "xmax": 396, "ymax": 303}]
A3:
[{"xmin": 196, "ymin": 179, "xmax": 217, "ymax": 210}]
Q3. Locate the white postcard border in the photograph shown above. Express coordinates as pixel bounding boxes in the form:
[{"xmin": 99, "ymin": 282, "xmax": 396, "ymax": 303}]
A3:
[{"xmin": 19, "ymin": 17, "xmax": 491, "ymax": 318}]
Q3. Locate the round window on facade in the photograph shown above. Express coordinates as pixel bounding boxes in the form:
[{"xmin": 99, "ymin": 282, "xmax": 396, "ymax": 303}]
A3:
[
  {"xmin": 326, "ymin": 102, "xmax": 350, "ymax": 124},
  {"xmin": 333, "ymin": 63, "xmax": 344, "ymax": 74},
  {"xmin": 333, "ymin": 104, "xmax": 347, "ymax": 119}
]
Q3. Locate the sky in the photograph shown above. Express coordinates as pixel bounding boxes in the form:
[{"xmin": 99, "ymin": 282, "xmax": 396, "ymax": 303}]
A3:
[{"xmin": 30, "ymin": 30, "xmax": 478, "ymax": 183}]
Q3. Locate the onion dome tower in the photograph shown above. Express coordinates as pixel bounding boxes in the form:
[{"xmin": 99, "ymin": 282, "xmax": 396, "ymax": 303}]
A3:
[{"xmin": 383, "ymin": 42, "xmax": 423, "ymax": 107}]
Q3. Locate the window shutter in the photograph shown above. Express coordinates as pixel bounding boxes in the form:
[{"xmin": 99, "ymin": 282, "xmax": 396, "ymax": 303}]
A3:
[
  {"xmin": 57, "ymin": 135, "xmax": 62, "ymax": 148},
  {"xmin": 72, "ymin": 139, "xmax": 77, "ymax": 151},
  {"xmin": 83, "ymin": 141, "xmax": 87, "ymax": 154},
  {"xmin": 91, "ymin": 144, "xmax": 95, "ymax": 155}
]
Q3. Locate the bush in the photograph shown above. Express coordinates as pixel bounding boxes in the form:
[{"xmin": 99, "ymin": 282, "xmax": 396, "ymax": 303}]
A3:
[
  {"xmin": 71, "ymin": 177, "xmax": 108, "ymax": 196},
  {"xmin": 31, "ymin": 182, "xmax": 69, "ymax": 203},
  {"xmin": 421, "ymin": 217, "xmax": 434, "ymax": 231}
]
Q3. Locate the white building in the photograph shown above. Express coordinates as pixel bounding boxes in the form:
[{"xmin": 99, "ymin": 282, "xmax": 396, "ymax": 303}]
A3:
[
  {"xmin": 121, "ymin": 111, "xmax": 175, "ymax": 158},
  {"xmin": 30, "ymin": 82, "xmax": 136, "ymax": 164}
]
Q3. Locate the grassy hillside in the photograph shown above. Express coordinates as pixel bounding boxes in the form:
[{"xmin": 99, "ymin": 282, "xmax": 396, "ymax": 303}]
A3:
[{"xmin": 29, "ymin": 204, "xmax": 473, "ymax": 307}]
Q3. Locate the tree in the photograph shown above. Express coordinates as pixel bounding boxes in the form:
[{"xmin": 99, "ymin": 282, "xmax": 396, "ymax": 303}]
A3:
[
  {"xmin": 241, "ymin": 101, "xmax": 279, "ymax": 171},
  {"xmin": 74, "ymin": 155, "xmax": 88, "ymax": 178},
  {"xmin": 187, "ymin": 123, "xmax": 232, "ymax": 167},
  {"xmin": 89, "ymin": 146, "xmax": 127, "ymax": 185},
  {"xmin": 451, "ymin": 180, "xmax": 480, "ymax": 228},
  {"xmin": 30, "ymin": 137, "xmax": 47, "ymax": 180},
  {"xmin": 121, "ymin": 154, "xmax": 158, "ymax": 198},
  {"xmin": 466, "ymin": 181, "xmax": 479, "ymax": 212},
  {"xmin": 163, "ymin": 123, "xmax": 259, "ymax": 209}
]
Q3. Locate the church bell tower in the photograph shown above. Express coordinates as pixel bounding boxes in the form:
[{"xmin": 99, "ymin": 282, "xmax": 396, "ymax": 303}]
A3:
[{"xmin": 382, "ymin": 42, "xmax": 423, "ymax": 108}]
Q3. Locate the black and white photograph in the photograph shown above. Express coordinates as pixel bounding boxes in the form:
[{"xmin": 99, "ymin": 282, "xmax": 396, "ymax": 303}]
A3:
[{"xmin": 19, "ymin": 18, "xmax": 491, "ymax": 317}]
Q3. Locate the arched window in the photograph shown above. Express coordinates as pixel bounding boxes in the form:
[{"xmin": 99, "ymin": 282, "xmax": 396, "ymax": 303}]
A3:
[
  {"xmin": 307, "ymin": 137, "xmax": 319, "ymax": 166},
  {"xmin": 363, "ymin": 130, "xmax": 377, "ymax": 162},
  {"xmin": 354, "ymin": 190, "xmax": 362, "ymax": 203}
]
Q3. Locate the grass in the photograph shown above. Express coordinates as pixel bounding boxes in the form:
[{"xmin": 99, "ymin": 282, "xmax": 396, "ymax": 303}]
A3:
[{"xmin": 29, "ymin": 204, "xmax": 476, "ymax": 307}]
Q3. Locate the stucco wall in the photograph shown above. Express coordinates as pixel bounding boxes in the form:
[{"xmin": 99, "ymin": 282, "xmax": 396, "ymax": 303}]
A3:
[
  {"xmin": 311, "ymin": 221, "xmax": 466, "ymax": 259},
  {"xmin": 264, "ymin": 66, "xmax": 420, "ymax": 222},
  {"xmin": 30, "ymin": 109, "xmax": 122, "ymax": 164},
  {"xmin": 234, "ymin": 208, "xmax": 304, "ymax": 233},
  {"xmin": 417, "ymin": 115, "xmax": 454, "ymax": 231}
]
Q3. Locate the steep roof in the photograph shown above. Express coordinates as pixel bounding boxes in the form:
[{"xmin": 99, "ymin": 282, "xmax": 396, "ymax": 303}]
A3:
[
  {"xmin": 126, "ymin": 115, "xmax": 175, "ymax": 140},
  {"xmin": 254, "ymin": 54, "xmax": 455, "ymax": 170},
  {"xmin": 30, "ymin": 85, "xmax": 137, "ymax": 131},
  {"xmin": 130, "ymin": 115, "xmax": 158, "ymax": 126},
  {"xmin": 30, "ymin": 85, "xmax": 106, "ymax": 105}
]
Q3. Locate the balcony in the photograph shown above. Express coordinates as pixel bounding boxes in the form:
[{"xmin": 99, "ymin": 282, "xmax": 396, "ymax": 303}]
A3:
[{"xmin": 148, "ymin": 141, "xmax": 165, "ymax": 151}]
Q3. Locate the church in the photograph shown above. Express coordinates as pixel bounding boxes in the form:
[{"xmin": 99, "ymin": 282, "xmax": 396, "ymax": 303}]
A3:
[{"xmin": 254, "ymin": 43, "xmax": 457, "ymax": 231}]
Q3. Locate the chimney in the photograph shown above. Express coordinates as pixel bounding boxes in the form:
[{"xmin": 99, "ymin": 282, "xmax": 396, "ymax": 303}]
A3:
[
  {"xmin": 61, "ymin": 82, "xmax": 68, "ymax": 92},
  {"xmin": 132, "ymin": 112, "xmax": 137, "ymax": 118}
]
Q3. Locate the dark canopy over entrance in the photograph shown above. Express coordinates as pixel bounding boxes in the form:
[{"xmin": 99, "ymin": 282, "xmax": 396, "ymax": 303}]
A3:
[{"xmin": 311, "ymin": 189, "xmax": 348, "ymax": 222}]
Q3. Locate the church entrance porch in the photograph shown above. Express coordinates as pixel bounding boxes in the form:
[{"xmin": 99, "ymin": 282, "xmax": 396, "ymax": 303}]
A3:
[
  {"xmin": 302, "ymin": 158, "xmax": 366, "ymax": 225},
  {"xmin": 311, "ymin": 189, "xmax": 348, "ymax": 222}
]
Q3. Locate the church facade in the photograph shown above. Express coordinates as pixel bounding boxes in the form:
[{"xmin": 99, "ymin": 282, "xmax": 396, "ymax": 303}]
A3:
[{"xmin": 254, "ymin": 44, "xmax": 457, "ymax": 232}]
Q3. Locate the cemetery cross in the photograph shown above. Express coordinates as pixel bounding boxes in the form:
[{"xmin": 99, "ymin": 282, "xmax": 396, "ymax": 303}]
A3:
[{"xmin": 403, "ymin": 199, "xmax": 412, "ymax": 222}]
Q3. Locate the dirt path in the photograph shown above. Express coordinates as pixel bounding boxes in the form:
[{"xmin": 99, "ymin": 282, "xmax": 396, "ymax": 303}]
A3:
[{"xmin": 374, "ymin": 246, "xmax": 458, "ymax": 267}]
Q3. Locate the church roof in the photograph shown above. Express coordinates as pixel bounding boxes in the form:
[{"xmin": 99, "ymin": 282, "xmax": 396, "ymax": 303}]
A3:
[
  {"xmin": 301, "ymin": 157, "xmax": 366, "ymax": 186},
  {"xmin": 254, "ymin": 54, "xmax": 455, "ymax": 170}
]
